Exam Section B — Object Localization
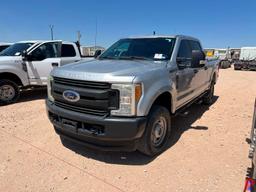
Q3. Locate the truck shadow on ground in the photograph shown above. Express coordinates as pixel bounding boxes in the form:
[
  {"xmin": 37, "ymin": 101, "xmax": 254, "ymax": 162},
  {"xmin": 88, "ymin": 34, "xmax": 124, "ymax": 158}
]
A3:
[
  {"xmin": 18, "ymin": 88, "xmax": 47, "ymax": 103},
  {"xmin": 61, "ymin": 96, "xmax": 219, "ymax": 165}
]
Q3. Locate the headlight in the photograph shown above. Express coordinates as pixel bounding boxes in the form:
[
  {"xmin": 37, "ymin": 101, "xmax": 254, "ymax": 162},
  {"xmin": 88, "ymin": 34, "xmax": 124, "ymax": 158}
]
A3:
[
  {"xmin": 111, "ymin": 83, "xmax": 142, "ymax": 116},
  {"xmin": 47, "ymin": 75, "xmax": 54, "ymax": 102}
]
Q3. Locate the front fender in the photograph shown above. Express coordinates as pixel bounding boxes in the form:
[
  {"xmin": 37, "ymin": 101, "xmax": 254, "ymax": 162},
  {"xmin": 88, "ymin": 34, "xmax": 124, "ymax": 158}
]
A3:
[
  {"xmin": 135, "ymin": 70, "xmax": 176, "ymax": 116},
  {"xmin": 0, "ymin": 64, "xmax": 29, "ymax": 86}
]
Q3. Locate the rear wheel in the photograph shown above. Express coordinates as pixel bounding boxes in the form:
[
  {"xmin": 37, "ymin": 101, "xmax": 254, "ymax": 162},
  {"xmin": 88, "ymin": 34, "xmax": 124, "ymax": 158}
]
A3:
[
  {"xmin": 202, "ymin": 81, "xmax": 214, "ymax": 105},
  {"xmin": 0, "ymin": 80, "xmax": 20, "ymax": 105},
  {"xmin": 138, "ymin": 105, "xmax": 171, "ymax": 156}
]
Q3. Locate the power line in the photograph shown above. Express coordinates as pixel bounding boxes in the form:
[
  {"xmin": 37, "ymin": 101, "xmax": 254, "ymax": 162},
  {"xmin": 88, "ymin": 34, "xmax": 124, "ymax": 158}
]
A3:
[{"xmin": 77, "ymin": 31, "xmax": 82, "ymax": 44}]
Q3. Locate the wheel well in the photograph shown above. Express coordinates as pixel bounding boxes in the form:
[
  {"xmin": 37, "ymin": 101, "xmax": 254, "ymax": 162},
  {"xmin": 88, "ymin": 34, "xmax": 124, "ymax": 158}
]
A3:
[
  {"xmin": 0, "ymin": 73, "xmax": 23, "ymax": 86},
  {"xmin": 151, "ymin": 92, "xmax": 172, "ymax": 114}
]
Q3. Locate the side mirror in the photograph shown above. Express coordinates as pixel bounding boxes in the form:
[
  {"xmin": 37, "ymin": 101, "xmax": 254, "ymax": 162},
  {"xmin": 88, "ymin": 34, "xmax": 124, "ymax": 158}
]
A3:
[
  {"xmin": 191, "ymin": 50, "xmax": 206, "ymax": 68},
  {"xmin": 176, "ymin": 57, "xmax": 191, "ymax": 69},
  {"xmin": 94, "ymin": 50, "xmax": 102, "ymax": 58},
  {"xmin": 21, "ymin": 51, "xmax": 34, "ymax": 61},
  {"xmin": 21, "ymin": 51, "xmax": 28, "ymax": 61}
]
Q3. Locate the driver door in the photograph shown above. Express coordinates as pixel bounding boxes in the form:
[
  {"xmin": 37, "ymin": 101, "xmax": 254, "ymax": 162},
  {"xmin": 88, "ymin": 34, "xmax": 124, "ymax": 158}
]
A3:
[
  {"xmin": 176, "ymin": 40, "xmax": 197, "ymax": 108},
  {"xmin": 26, "ymin": 41, "xmax": 61, "ymax": 85},
  {"xmin": 189, "ymin": 40, "xmax": 208, "ymax": 97}
]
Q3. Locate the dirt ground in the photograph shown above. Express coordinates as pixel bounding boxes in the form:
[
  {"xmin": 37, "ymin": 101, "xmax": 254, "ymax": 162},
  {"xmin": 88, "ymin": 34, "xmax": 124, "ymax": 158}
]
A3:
[{"xmin": 0, "ymin": 67, "xmax": 255, "ymax": 192}]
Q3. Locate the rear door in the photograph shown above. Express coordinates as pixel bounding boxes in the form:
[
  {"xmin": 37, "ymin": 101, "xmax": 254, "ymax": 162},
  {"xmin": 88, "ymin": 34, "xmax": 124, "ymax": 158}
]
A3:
[
  {"xmin": 60, "ymin": 43, "xmax": 81, "ymax": 66},
  {"xmin": 26, "ymin": 41, "xmax": 61, "ymax": 85}
]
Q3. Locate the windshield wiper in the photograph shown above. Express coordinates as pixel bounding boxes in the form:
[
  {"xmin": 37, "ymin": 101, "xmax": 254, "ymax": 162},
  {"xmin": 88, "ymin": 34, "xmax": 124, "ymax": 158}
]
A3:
[
  {"xmin": 98, "ymin": 56, "xmax": 117, "ymax": 60},
  {"xmin": 119, "ymin": 56, "xmax": 152, "ymax": 61}
]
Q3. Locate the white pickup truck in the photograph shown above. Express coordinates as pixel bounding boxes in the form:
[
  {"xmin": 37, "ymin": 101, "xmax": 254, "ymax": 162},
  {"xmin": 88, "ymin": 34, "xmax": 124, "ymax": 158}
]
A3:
[{"xmin": 0, "ymin": 40, "xmax": 94, "ymax": 104}]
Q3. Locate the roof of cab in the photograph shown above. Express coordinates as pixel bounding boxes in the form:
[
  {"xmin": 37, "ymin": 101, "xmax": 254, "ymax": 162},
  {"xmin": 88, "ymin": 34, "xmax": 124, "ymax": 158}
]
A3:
[
  {"xmin": 126, "ymin": 35, "xmax": 199, "ymax": 41},
  {"xmin": 0, "ymin": 42, "xmax": 13, "ymax": 45},
  {"xmin": 16, "ymin": 40, "xmax": 74, "ymax": 44},
  {"xmin": 17, "ymin": 40, "xmax": 45, "ymax": 43}
]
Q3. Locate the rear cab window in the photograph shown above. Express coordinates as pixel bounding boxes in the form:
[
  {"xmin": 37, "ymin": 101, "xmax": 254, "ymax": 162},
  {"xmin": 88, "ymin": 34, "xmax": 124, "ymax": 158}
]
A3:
[{"xmin": 61, "ymin": 44, "xmax": 76, "ymax": 57}]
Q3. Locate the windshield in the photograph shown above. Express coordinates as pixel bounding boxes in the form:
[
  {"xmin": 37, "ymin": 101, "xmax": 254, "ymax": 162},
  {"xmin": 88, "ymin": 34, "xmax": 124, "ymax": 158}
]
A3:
[
  {"xmin": 99, "ymin": 38, "xmax": 175, "ymax": 61},
  {"xmin": 0, "ymin": 45, "xmax": 10, "ymax": 52},
  {"xmin": 0, "ymin": 43, "xmax": 34, "ymax": 56}
]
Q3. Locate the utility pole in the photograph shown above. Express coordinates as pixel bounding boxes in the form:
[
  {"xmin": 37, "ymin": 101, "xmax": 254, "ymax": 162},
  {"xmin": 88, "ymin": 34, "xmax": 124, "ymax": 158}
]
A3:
[
  {"xmin": 94, "ymin": 18, "xmax": 98, "ymax": 50},
  {"xmin": 77, "ymin": 31, "xmax": 82, "ymax": 44},
  {"xmin": 49, "ymin": 25, "xmax": 54, "ymax": 40}
]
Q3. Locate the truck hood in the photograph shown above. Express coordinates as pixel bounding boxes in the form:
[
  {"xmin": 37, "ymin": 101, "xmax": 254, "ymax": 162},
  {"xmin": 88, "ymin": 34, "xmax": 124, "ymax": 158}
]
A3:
[
  {"xmin": 0, "ymin": 56, "xmax": 22, "ymax": 65},
  {"xmin": 53, "ymin": 59, "xmax": 167, "ymax": 83}
]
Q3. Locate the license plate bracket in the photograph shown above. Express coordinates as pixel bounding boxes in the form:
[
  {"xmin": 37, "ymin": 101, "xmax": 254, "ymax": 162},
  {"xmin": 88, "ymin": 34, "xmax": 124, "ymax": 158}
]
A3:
[{"xmin": 61, "ymin": 118, "xmax": 78, "ymax": 133}]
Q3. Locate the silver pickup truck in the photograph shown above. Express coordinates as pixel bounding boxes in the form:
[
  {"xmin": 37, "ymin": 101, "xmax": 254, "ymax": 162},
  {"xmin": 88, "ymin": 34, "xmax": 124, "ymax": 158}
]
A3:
[{"xmin": 46, "ymin": 35, "xmax": 219, "ymax": 156}]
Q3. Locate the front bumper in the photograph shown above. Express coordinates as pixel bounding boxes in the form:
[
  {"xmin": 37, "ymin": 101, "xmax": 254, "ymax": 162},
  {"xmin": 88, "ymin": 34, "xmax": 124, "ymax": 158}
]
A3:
[{"xmin": 46, "ymin": 100, "xmax": 147, "ymax": 151}]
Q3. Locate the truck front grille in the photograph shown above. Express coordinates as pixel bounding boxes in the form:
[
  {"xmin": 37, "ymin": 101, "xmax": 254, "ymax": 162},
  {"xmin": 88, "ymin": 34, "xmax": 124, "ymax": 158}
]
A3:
[
  {"xmin": 55, "ymin": 101, "xmax": 108, "ymax": 116},
  {"xmin": 52, "ymin": 77, "xmax": 119, "ymax": 116},
  {"xmin": 53, "ymin": 77, "xmax": 111, "ymax": 89}
]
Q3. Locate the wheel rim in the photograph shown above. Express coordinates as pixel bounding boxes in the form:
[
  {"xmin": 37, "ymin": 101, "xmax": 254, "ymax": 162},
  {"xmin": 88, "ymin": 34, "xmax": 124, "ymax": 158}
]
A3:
[
  {"xmin": 151, "ymin": 116, "xmax": 167, "ymax": 147},
  {"xmin": 0, "ymin": 85, "xmax": 15, "ymax": 101}
]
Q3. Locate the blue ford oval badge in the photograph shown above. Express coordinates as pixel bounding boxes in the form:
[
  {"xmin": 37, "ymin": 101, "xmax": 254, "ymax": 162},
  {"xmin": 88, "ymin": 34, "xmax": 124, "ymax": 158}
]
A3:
[{"xmin": 63, "ymin": 90, "xmax": 80, "ymax": 102}]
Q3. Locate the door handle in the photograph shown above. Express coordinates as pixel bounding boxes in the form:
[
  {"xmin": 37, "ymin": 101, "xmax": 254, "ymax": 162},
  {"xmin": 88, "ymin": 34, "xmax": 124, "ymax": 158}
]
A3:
[
  {"xmin": 52, "ymin": 62, "xmax": 59, "ymax": 67},
  {"xmin": 193, "ymin": 69, "xmax": 198, "ymax": 73}
]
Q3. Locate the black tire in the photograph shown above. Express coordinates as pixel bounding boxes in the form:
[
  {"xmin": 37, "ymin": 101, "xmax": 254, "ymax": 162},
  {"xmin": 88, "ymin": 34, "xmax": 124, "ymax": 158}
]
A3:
[
  {"xmin": 138, "ymin": 105, "xmax": 171, "ymax": 156},
  {"xmin": 0, "ymin": 79, "xmax": 20, "ymax": 105},
  {"xmin": 202, "ymin": 81, "xmax": 214, "ymax": 105},
  {"xmin": 220, "ymin": 61, "xmax": 231, "ymax": 69}
]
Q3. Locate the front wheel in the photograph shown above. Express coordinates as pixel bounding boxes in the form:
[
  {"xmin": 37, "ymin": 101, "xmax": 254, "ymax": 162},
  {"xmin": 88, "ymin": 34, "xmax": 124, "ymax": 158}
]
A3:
[
  {"xmin": 138, "ymin": 105, "xmax": 171, "ymax": 156},
  {"xmin": 0, "ymin": 80, "xmax": 20, "ymax": 105}
]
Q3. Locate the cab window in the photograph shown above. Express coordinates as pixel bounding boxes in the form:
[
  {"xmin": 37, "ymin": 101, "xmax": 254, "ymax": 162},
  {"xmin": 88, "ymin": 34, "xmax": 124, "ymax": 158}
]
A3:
[
  {"xmin": 177, "ymin": 40, "xmax": 192, "ymax": 68},
  {"xmin": 189, "ymin": 41, "xmax": 202, "ymax": 51},
  {"xmin": 30, "ymin": 43, "xmax": 58, "ymax": 61},
  {"xmin": 177, "ymin": 40, "xmax": 192, "ymax": 59},
  {"xmin": 61, "ymin": 44, "xmax": 76, "ymax": 57}
]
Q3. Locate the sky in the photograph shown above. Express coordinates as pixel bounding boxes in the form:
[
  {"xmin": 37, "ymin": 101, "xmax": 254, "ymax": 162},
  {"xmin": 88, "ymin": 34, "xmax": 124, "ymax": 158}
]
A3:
[{"xmin": 0, "ymin": 0, "xmax": 255, "ymax": 48}]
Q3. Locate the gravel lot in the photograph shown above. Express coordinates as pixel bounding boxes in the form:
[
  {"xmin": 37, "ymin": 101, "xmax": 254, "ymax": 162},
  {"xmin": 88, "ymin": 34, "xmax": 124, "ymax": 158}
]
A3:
[{"xmin": 0, "ymin": 68, "xmax": 255, "ymax": 192}]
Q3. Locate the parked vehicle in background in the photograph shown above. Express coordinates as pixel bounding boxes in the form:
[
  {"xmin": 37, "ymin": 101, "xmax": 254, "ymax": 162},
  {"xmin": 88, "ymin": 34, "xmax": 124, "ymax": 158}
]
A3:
[
  {"xmin": 0, "ymin": 40, "xmax": 94, "ymax": 105},
  {"xmin": 214, "ymin": 48, "xmax": 232, "ymax": 69},
  {"xmin": 230, "ymin": 48, "xmax": 240, "ymax": 61},
  {"xmin": 46, "ymin": 35, "xmax": 219, "ymax": 156},
  {"xmin": 205, "ymin": 48, "xmax": 241, "ymax": 69},
  {"xmin": 204, "ymin": 48, "xmax": 214, "ymax": 58},
  {"xmin": 0, "ymin": 43, "xmax": 13, "ymax": 52},
  {"xmin": 234, "ymin": 47, "xmax": 256, "ymax": 70},
  {"xmin": 80, "ymin": 46, "xmax": 105, "ymax": 57}
]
